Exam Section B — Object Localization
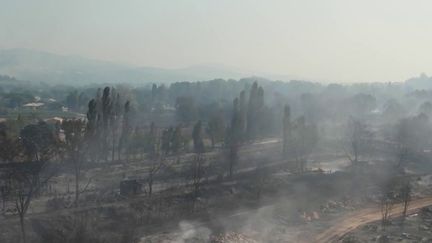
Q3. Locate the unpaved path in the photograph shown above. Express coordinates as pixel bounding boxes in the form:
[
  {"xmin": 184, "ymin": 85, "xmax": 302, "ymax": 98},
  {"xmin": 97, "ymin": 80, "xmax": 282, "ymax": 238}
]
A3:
[{"xmin": 315, "ymin": 196, "xmax": 432, "ymax": 242}]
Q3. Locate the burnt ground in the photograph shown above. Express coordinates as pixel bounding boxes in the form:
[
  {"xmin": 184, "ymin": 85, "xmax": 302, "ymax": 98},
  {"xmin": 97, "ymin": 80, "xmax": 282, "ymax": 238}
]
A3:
[
  {"xmin": 1, "ymin": 139, "xmax": 432, "ymax": 243},
  {"xmin": 339, "ymin": 206, "xmax": 432, "ymax": 243}
]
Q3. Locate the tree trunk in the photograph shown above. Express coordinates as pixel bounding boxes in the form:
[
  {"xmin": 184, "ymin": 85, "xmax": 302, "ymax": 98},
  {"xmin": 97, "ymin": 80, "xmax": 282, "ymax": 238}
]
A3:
[
  {"xmin": 194, "ymin": 183, "xmax": 199, "ymax": 199},
  {"xmin": 19, "ymin": 213, "xmax": 26, "ymax": 243},
  {"xmin": 74, "ymin": 170, "xmax": 80, "ymax": 207},
  {"xmin": 112, "ymin": 132, "xmax": 116, "ymax": 162},
  {"xmin": 211, "ymin": 136, "xmax": 215, "ymax": 148},
  {"xmin": 118, "ymin": 138, "xmax": 122, "ymax": 162},
  {"xmin": 148, "ymin": 176, "xmax": 153, "ymax": 198},
  {"xmin": 353, "ymin": 142, "xmax": 358, "ymax": 163},
  {"xmin": 403, "ymin": 199, "xmax": 409, "ymax": 217}
]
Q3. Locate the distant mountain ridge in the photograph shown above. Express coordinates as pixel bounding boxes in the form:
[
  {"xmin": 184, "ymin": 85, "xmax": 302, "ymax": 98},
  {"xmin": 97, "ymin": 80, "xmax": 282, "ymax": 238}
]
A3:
[
  {"xmin": 1, "ymin": 49, "xmax": 431, "ymax": 89},
  {"xmin": 0, "ymin": 49, "xmax": 251, "ymax": 85},
  {"xmin": 405, "ymin": 73, "xmax": 432, "ymax": 90}
]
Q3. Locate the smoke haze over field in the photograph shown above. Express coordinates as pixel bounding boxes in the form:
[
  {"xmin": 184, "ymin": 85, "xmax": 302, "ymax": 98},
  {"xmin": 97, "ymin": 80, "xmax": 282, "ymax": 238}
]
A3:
[
  {"xmin": 1, "ymin": 0, "xmax": 432, "ymax": 83},
  {"xmin": 4, "ymin": 1, "xmax": 432, "ymax": 243}
]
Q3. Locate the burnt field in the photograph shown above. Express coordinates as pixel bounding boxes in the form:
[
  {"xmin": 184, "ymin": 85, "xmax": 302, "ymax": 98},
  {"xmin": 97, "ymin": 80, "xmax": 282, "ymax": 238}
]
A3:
[
  {"xmin": 2, "ymin": 79, "xmax": 432, "ymax": 243},
  {"xmin": 1, "ymin": 135, "xmax": 431, "ymax": 243}
]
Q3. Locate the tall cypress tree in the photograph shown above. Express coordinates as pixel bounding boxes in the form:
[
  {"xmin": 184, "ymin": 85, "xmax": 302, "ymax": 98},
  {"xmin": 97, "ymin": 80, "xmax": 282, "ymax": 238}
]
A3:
[
  {"xmin": 101, "ymin": 87, "xmax": 112, "ymax": 162},
  {"xmin": 283, "ymin": 104, "xmax": 291, "ymax": 157},
  {"xmin": 119, "ymin": 101, "xmax": 131, "ymax": 162},
  {"xmin": 239, "ymin": 90, "xmax": 247, "ymax": 139},
  {"xmin": 257, "ymin": 86, "xmax": 265, "ymax": 136},
  {"xmin": 227, "ymin": 97, "xmax": 242, "ymax": 177},
  {"xmin": 111, "ymin": 92, "xmax": 122, "ymax": 162},
  {"xmin": 246, "ymin": 82, "xmax": 266, "ymax": 139},
  {"xmin": 86, "ymin": 99, "xmax": 98, "ymax": 162},
  {"xmin": 247, "ymin": 82, "xmax": 259, "ymax": 139}
]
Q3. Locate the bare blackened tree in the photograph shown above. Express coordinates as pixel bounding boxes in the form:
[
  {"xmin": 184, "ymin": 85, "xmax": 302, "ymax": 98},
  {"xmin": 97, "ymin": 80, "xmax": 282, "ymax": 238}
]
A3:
[
  {"xmin": 227, "ymin": 143, "xmax": 239, "ymax": 178},
  {"xmin": 191, "ymin": 155, "xmax": 206, "ymax": 204},
  {"xmin": 144, "ymin": 124, "xmax": 165, "ymax": 198},
  {"xmin": 344, "ymin": 118, "xmax": 373, "ymax": 165},
  {"xmin": 380, "ymin": 178, "xmax": 398, "ymax": 228},
  {"xmin": 380, "ymin": 193, "xmax": 394, "ymax": 228},
  {"xmin": 400, "ymin": 178, "xmax": 411, "ymax": 218},
  {"xmin": 395, "ymin": 120, "xmax": 410, "ymax": 169},
  {"xmin": 393, "ymin": 116, "xmax": 430, "ymax": 169},
  {"xmin": 161, "ymin": 127, "xmax": 173, "ymax": 155},
  {"xmin": 171, "ymin": 125, "xmax": 183, "ymax": 154},
  {"xmin": 11, "ymin": 161, "xmax": 55, "ymax": 243},
  {"xmin": 146, "ymin": 154, "xmax": 174, "ymax": 198},
  {"xmin": 0, "ymin": 129, "xmax": 23, "ymax": 212},
  {"xmin": 192, "ymin": 121, "xmax": 205, "ymax": 155},
  {"xmin": 182, "ymin": 154, "xmax": 208, "ymax": 210},
  {"xmin": 9, "ymin": 122, "xmax": 58, "ymax": 243},
  {"xmin": 206, "ymin": 112, "xmax": 225, "ymax": 148},
  {"xmin": 182, "ymin": 121, "xmax": 208, "ymax": 209},
  {"xmin": 290, "ymin": 117, "xmax": 318, "ymax": 172},
  {"xmin": 146, "ymin": 156, "xmax": 164, "ymax": 198},
  {"xmin": 392, "ymin": 122, "xmax": 413, "ymax": 220},
  {"xmin": 146, "ymin": 122, "xmax": 159, "ymax": 158},
  {"xmin": 254, "ymin": 164, "xmax": 269, "ymax": 200},
  {"xmin": 62, "ymin": 119, "xmax": 88, "ymax": 207}
]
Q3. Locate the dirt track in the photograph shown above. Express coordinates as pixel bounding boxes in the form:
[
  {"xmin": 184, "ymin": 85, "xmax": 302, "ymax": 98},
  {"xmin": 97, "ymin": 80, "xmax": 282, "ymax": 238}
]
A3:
[{"xmin": 315, "ymin": 196, "xmax": 432, "ymax": 243}]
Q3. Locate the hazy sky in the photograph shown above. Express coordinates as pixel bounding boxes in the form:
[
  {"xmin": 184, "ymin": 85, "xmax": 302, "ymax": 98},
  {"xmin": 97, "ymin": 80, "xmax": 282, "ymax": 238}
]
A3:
[{"xmin": 1, "ymin": 0, "xmax": 432, "ymax": 82}]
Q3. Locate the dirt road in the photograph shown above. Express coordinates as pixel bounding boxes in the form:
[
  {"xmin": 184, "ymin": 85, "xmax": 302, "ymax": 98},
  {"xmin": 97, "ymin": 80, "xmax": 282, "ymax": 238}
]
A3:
[{"xmin": 315, "ymin": 197, "xmax": 432, "ymax": 243}]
